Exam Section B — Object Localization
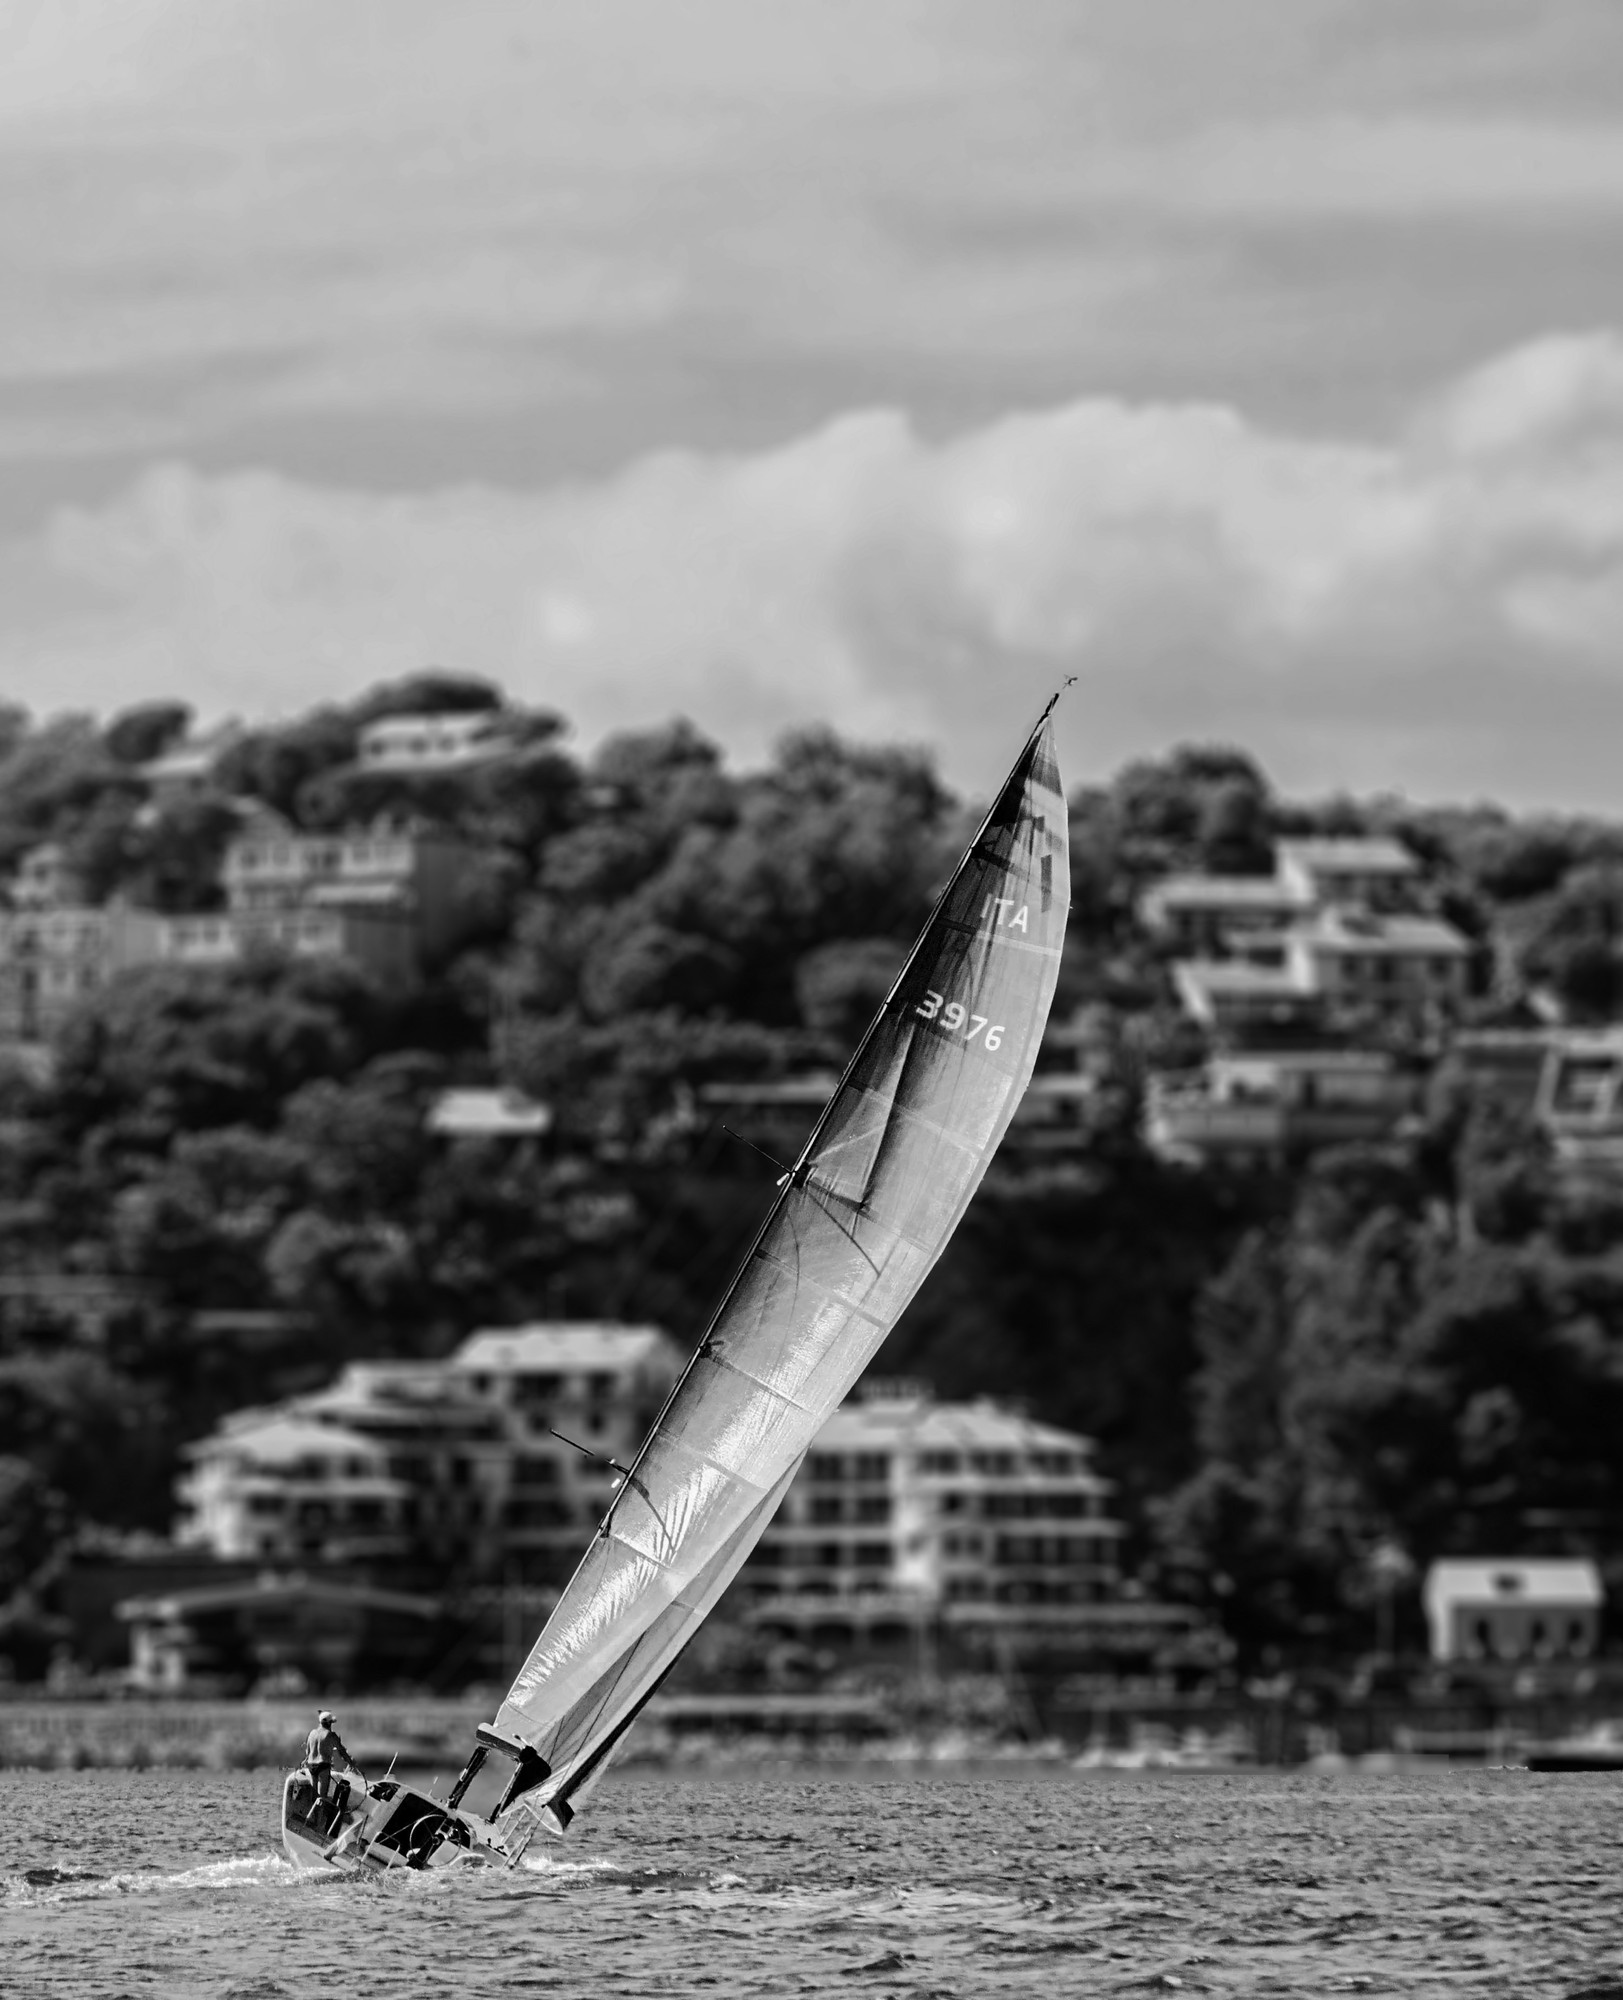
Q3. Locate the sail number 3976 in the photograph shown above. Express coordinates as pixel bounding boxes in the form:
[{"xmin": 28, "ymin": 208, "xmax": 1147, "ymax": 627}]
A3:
[{"xmin": 916, "ymin": 990, "xmax": 1004, "ymax": 1049}]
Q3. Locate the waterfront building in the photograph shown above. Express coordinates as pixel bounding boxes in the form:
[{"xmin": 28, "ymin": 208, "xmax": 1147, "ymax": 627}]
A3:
[
  {"xmin": 1422, "ymin": 1559, "xmax": 1604, "ymax": 1664},
  {"xmin": 170, "ymin": 1322, "xmax": 686, "ymax": 1592},
  {"xmin": 735, "ymin": 1386, "xmax": 1184, "ymax": 1669},
  {"xmin": 446, "ymin": 1322, "xmax": 686, "ymax": 1587},
  {"xmin": 174, "ymin": 1413, "xmax": 413, "ymax": 1567}
]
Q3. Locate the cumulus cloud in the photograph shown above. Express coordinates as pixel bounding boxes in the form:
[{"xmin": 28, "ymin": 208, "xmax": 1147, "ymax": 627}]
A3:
[{"xmin": 7, "ymin": 330, "xmax": 1623, "ymax": 806}]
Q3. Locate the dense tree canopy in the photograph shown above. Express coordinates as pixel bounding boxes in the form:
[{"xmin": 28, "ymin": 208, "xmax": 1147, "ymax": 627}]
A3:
[{"xmin": 3, "ymin": 687, "xmax": 1622, "ymax": 1673}]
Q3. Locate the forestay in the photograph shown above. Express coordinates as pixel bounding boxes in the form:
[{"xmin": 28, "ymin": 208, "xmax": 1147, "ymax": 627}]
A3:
[{"xmin": 495, "ymin": 707, "xmax": 1070, "ymax": 1826}]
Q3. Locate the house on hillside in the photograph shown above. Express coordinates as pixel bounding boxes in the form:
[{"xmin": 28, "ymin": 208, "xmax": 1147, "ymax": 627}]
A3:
[{"xmin": 356, "ymin": 710, "xmax": 511, "ymax": 771}]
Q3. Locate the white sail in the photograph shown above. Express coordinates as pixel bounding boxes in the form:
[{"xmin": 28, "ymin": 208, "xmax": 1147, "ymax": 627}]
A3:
[{"xmin": 491, "ymin": 707, "xmax": 1070, "ymax": 1826}]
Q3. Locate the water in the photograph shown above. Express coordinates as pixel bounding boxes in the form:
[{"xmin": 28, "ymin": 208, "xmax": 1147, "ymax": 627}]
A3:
[{"xmin": 2, "ymin": 1765, "xmax": 1621, "ymax": 1998}]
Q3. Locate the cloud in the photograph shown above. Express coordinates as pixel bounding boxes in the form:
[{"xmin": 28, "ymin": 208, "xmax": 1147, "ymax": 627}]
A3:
[
  {"xmin": 4, "ymin": 0, "xmax": 1623, "ymax": 492},
  {"xmin": 7, "ymin": 331, "xmax": 1623, "ymax": 807}
]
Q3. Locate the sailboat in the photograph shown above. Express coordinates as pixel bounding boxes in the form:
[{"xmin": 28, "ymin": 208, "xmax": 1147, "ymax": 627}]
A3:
[{"xmin": 281, "ymin": 694, "xmax": 1071, "ymax": 1873}]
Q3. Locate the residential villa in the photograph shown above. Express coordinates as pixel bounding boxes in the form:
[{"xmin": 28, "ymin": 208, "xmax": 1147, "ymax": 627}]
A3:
[
  {"xmin": 174, "ymin": 1323, "xmax": 687, "ymax": 1591},
  {"xmin": 135, "ymin": 721, "xmax": 244, "ymax": 810},
  {"xmin": 356, "ymin": 709, "xmax": 512, "ymax": 772},
  {"xmin": 0, "ymin": 810, "xmax": 478, "ymax": 1044},
  {"xmin": 1147, "ymin": 837, "xmax": 1471, "ymax": 1041},
  {"xmin": 1144, "ymin": 1048, "xmax": 1425, "ymax": 1169}
]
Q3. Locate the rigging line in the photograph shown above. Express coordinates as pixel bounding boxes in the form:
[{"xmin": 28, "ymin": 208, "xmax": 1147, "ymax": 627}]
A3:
[
  {"xmin": 718, "ymin": 1123, "xmax": 794, "ymax": 1177},
  {"xmin": 547, "ymin": 1429, "xmax": 653, "ymax": 1510}
]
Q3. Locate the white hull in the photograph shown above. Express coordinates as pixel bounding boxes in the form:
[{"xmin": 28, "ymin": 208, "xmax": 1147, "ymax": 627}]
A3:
[{"xmin": 280, "ymin": 1771, "xmax": 506, "ymax": 1875}]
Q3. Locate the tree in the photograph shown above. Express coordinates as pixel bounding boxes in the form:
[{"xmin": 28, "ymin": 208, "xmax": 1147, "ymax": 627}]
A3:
[{"xmin": 104, "ymin": 701, "xmax": 191, "ymax": 766}]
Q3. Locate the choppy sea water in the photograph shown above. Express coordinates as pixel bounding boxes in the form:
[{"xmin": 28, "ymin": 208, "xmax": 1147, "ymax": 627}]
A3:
[{"xmin": 2, "ymin": 1766, "xmax": 1622, "ymax": 1999}]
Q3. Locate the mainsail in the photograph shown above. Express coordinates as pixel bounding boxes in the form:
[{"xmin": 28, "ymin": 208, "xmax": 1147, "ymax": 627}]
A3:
[{"xmin": 486, "ymin": 701, "xmax": 1070, "ymax": 1831}]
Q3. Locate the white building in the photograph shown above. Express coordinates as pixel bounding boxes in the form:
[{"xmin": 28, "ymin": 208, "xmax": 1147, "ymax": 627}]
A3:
[
  {"xmin": 174, "ymin": 1414, "xmax": 411, "ymax": 1566},
  {"xmin": 736, "ymin": 1388, "xmax": 1178, "ymax": 1666},
  {"xmin": 173, "ymin": 1323, "xmax": 686, "ymax": 1591},
  {"xmin": 136, "ymin": 722, "xmax": 243, "ymax": 808},
  {"xmin": 220, "ymin": 811, "xmax": 475, "ymax": 964},
  {"xmin": 1274, "ymin": 837, "xmax": 1420, "ymax": 910},
  {"xmin": 356, "ymin": 710, "xmax": 511, "ymax": 771},
  {"xmin": 1145, "ymin": 1048, "xmax": 1422, "ymax": 1169},
  {"xmin": 1422, "ymin": 1558, "xmax": 1604, "ymax": 1663}
]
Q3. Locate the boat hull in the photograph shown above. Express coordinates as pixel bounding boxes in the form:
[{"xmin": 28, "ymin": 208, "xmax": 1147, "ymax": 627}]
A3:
[{"xmin": 280, "ymin": 1771, "xmax": 503, "ymax": 1874}]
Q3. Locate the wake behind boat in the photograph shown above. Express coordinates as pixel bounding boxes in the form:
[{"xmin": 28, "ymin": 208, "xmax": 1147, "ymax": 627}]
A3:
[{"xmin": 280, "ymin": 693, "xmax": 1071, "ymax": 1873}]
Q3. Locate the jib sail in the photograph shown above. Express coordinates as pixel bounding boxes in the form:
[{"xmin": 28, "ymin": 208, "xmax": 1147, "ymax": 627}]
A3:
[{"xmin": 488, "ymin": 701, "xmax": 1070, "ymax": 1830}]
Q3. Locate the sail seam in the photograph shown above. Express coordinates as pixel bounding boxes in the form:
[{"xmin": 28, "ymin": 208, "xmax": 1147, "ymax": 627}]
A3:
[
  {"xmin": 700, "ymin": 1348, "xmax": 816, "ymax": 1415},
  {"xmin": 751, "ymin": 1250, "xmax": 891, "ymax": 1330}
]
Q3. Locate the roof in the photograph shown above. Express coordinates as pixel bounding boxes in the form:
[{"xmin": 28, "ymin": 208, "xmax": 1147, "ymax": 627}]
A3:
[
  {"xmin": 1211, "ymin": 1048, "xmax": 1396, "ymax": 1077},
  {"xmin": 305, "ymin": 880, "xmax": 412, "ymax": 908},
  {"xmin": 1423, "ymin": 1559, "xmax": 1604, "ymax": 1608},
  {"xmin": 812, "ymin": 1394, "xmax": 1107, "ymax": 1473},
  {"xmin": 117, "ymin": 1573, "xmax": 439, "ymax": 1621},
  {"xmin": 1142, "ymin": 875, "xmax": 1306, "ymax": 913},
  {"xmin": 1276, "ymin": 837, "xmax": 1418, "ymax": 875},
  {"xmin": 1295, "ymin": 912, "xmax": 1470, "ymax": 957},
  {"xmin": 137, "ymin": 722, "xmax": 243, "ymax": 784},
  {"xmin": 449, "ymin": 1322, "xmax": 684, "ymax": 1376},
  {"xmin": 426, "ymin": 1087, "xmax": 552, "ymax": 1137},
  {"xmin": 185, "ymin": 1415, "xmax": 392, "ymax": 1467}
]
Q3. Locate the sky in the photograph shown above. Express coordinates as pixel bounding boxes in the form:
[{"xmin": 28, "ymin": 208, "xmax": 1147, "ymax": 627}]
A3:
[{"xmin": 4, "ymin": 0, "xmax": 1623, "ymax": 806}]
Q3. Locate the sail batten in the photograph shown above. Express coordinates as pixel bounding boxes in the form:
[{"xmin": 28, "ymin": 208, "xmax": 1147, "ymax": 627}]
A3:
[{"xmin": 486, "ymin": 707, "xmax": 1071, "ymax": 1813}]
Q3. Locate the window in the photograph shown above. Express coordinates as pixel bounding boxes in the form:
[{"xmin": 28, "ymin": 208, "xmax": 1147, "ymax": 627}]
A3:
[
  {"xmin": 854, "ymin": 1495, "xmax": 891, "ymax": 1524},
  {"xmin": 513, "ymin": 1456, "xmax": 558, "ymax": 1486},
  {"xmin": 852, "ymin": 1453, "xmax": 890, "ymax": 1482},
  {"xmin": 855, "ymin": 1542, "xmax": 891, "ymax": 1567},
  {"xmin": 808, "ymin": 1454, "xmax": 845, "ymax": 1483},
  {"xmin": 810, "ymin": 1496, "xmax": 844, "ymax": 1524},
  {"xmin": 918, "ymin": 1451, "xmax": 961, "ymax": 1475}
]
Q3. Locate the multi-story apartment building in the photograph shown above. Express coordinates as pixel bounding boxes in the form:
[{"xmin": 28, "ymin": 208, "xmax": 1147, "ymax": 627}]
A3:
[
  {"xmin": 220, "ymin": 810, "xmax": 475, "ymax": 963},
  {"xmin": 1273, "ymin": 837, "xmax": 1420, "ymax": 911},
  {"xmin": 735, "ymin": 1388, "xmax": 1152, "ymax": 1666},
  {"xmin": 1144, "ymin": 1049, "xmax": 1424, "ymax": 1169},
  {"xmin": 1141, "ymin": 837, "xmax": 1422, "ymax": 956},
  {"xmin": 1144, "ymin": 835, "xmax": 1471, "ymax": 1042},
  {"xmin": 0, "ymin": 811, "xmax": 477, "ymax": 1042},
  {"xmin": 446, "ymin": 1323, "xmax": 685, "ymax": 1587},
  {"xmin": 0, "ymin": 901, "xmax": 164, "ymax": 1041},
  {"xmin": 175, "ymin": 1412, "xmax": 414, "ymax": 1567},
  {"xmin": 173, "ymin": 1322, "xmax": 686, "ymax": 1590}
]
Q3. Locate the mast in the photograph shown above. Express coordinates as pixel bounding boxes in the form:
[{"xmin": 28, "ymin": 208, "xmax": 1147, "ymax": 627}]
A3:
[{"xmin": 475, "ymin": 687, "xmax": 1074, "ymax": 1832}]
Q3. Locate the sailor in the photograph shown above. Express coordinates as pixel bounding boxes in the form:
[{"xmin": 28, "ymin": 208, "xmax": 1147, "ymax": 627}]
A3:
[{"xmin": 303, "ymin": 1710, "xmax": 357, "ymax": 1804}]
